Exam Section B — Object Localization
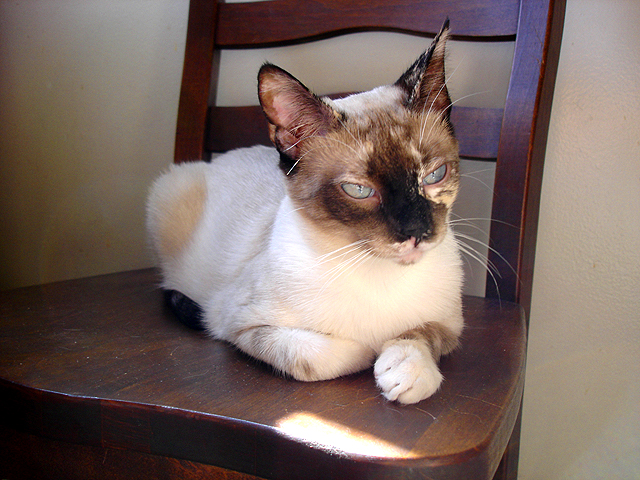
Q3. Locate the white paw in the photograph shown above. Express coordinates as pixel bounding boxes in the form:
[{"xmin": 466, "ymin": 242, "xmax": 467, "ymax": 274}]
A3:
[{"xmin": 374, "ymin": 340, "xmax": 443, "ymax": 404}]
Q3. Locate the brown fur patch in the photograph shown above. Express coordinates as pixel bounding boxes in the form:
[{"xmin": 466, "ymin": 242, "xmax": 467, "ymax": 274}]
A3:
[
  {"xmin": 157, "ymin": 177, "xmax": 207, "ymax": 258},
  {"xmin": 398, "ymin": 322, "xmax": 460, "ymax": 360}
]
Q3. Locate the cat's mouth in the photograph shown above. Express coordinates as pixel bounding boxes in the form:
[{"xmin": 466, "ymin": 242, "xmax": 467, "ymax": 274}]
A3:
[
  {"xmin": 391, "ymin": 235, "xmax": 443, "ymax": 265},
  {"xmin": 393, "ymin": 237, "xmax": 437, "ymax": 265}
]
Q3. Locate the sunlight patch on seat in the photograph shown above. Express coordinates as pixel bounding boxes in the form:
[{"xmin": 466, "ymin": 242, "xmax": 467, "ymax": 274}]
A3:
[{"xmin": 276, "ymin": 411, "xmax": 418, "ymax": 459}]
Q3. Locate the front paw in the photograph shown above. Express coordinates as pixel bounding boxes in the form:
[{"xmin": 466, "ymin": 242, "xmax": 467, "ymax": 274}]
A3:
[{"xmin": 374, "ymin": 340, "xmax": 443, "ymax": 404}]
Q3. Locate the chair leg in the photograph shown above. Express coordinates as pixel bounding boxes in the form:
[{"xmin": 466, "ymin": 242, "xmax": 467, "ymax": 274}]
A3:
[{"xmin": 492, "ymin": 405, "xmax": 523, "ymax": 480}]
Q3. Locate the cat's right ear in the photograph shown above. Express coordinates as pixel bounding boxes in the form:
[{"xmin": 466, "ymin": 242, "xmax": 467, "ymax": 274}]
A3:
[
  {"xmin": 258, "ymin": 64, "xmax": 337, "ymax": 160},
  {"xmin": 395, "ymin": 19, "xmax": 452, "ymax": 122}
]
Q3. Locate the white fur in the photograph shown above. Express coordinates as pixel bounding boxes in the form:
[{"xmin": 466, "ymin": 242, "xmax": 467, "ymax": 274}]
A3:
[
  {"xmin": 375, "ymin": 339, "xmax": 443, "ymax": 404},
  {"xmin": 326, "ymin": 86, "xmax": 406, "ymax": 118},
  {"xmin": 147, "ymin": 145, "xmax": 463, "ymax": 402}
]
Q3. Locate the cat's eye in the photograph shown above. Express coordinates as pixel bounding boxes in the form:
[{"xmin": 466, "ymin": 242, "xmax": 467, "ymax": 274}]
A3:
[
  {"xmin": 423, "ymin": 164, "xmax": 447, "ymax": 185},
  {"xmin": 341, "ymin": 183, "xmax": 374, "ymax": 199}
]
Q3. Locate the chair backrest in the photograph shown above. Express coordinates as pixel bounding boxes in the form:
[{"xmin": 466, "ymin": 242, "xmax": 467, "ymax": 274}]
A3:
[{"xmin": 174, "ymin": 0, "xmax": 566, "ymax": 318}]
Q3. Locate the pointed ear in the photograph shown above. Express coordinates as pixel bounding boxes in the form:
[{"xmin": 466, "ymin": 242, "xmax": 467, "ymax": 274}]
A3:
[
  {"xmin": 258, "ymin": 63, "xmax": 337, "ymax": 159},
  {"xmin": 396, "ymin": 19, "xmax": 452, "ymax": 121}
]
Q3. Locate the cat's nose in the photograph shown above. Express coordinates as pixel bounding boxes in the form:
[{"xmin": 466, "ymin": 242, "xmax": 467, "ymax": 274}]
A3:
[
  {"xmin": 395, "ymin": 205, "xmax": 433, "ymax": 243},
  {"xmin": 385, "ymin": 183, "xmax": 433, "ymax": 243}
]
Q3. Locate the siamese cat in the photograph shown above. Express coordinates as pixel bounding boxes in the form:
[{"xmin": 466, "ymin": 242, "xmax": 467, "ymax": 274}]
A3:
[{"xmin": 147, "ymin": 21, "xmax": 463, "ymax": 404}]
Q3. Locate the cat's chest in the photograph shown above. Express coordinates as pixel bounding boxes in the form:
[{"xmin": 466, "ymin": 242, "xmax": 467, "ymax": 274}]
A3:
[
  {"xmin": 314, "ymin": 258, "xmax": 457, "ymax": 343},
  {"xmin": 269, "ymin": 220, "xmax": 461, "ymax": 347}
]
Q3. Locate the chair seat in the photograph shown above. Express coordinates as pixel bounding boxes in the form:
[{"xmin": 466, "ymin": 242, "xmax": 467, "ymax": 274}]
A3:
[{"xmin": 0, "ymin": 269, "xmax": 525, "ymax": 479}]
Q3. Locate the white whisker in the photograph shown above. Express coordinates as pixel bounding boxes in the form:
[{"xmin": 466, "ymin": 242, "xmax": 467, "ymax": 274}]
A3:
[
  {"xmin": 457, "ymin": 232, "xmax": 518, "ymax": 280},
  {"xmin": 449, "ymin": 214, "xmax": 519, "ymax": 230},
  {"xmin": 454, "ymin": 237, "xmax": 502, "ymax": 304},
  {"xmin": 460, "ymin": 174, "xmax": 495, "ymax": 195},
  {"xmin": 454, "ymin": 233, "xmax": 501, "ymax": 278},
  {"xmin": 449, "ymin": 215, "xmax": 492, "ymax": 237},
  {"xmin": 307, "ymin": 244, "xmax": 374, "ymax": 304},
  {"xmin": 319, "ymin": 246, "xmax": 371, "ymax": 281},
  {"xmin": 313, "ymin": 240, "xmax": 369, "ymax": 268},
  {"xmin": 419, "ymin": 55, "xmax": 466, "ymax": 143},
  {"xmin": 421, "ymin": 90, "xmax": 492, "ymax": 147},
  {"xmin": 337, "ymin": 115, "xmax": 365, "ymax": 151},
  {"xmin": 460, "ymin": 167, "xmax": 495, "ymax": 176}
]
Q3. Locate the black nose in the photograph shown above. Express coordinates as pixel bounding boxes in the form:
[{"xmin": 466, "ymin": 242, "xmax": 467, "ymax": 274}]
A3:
[
  {"xmin": 389, "ymin": 194, "xmax": 433, "ymax": 243},
  {"xmin": 382, "ymin": 170, "xmax": 434, "ymax": 244}
]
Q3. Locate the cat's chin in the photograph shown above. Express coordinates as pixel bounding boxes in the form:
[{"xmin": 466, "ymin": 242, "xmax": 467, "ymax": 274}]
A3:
[
  {"xmin": 395, "ymin": 249, "xmax": 425, "ymax": 265},
  {"xmin": 392, "ymin": 237, "xmax": 443, "ymax": 265}
]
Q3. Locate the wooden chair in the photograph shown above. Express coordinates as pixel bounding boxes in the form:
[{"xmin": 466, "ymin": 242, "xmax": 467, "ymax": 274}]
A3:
[{"xmin": 0, "ymin": 1, "xmax": 565, "ymax": 479}]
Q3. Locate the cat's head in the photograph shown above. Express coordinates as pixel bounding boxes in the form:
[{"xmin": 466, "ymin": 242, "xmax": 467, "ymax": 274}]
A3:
[{"xmin": 258, "ymin": 21, "xmax": 459, "ymax": 265}]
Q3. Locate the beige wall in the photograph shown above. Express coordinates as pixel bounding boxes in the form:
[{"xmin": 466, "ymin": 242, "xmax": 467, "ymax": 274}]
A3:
[
  {"xmin": 1, "ymin": 0, "xmax": 638, "ymax": 478},
  {"xmin": 0, "ymin": 0, "xmax": 189, "ymax": 288},
  {"xmin": 522, "ymin": 0, "xmax": 640, "ymax": 478}
]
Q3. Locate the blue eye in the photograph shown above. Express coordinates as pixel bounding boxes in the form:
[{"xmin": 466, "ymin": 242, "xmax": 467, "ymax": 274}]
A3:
[
  {"xmin": 424, "ymin": 164, "xmax": 447, "ymax": 185},
  {"xmin": 341, "ymin": 183, "xmax": 374, "ymax": 199}
]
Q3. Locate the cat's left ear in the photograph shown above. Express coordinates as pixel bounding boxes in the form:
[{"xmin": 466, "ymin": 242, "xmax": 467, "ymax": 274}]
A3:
[
  {"xmin": 396, "ymin": 19, "xmax": 451, "ymax": 121},
  {"xmin": 258, "ymin": 64, "xmax": 338, "ymax": 160}
]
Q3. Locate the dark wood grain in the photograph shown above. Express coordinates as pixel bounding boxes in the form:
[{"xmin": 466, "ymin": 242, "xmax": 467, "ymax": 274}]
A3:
[
  {"xmin": 207, "ymin": 105, "xmax": 271, "ymax": 153},
  {"xmin": 487, "ymin": 2, "xmax": 567, "ymax": 478},
  {"xmin": 486, "ymin": 0, "xmax": 567, "ymax": 312},
  {"xmin": 216, "ymin": 0, "xmax": 520, "ymax": 48},
  {"xmin": 0, "ymin": 269, "xmax": 525, "ymax": 479},
  {"xmin": 176, "ymin": 0, "xmax": 522, "ymax": 163},
  {"xmin": 0, "ymin": 426, "xmax": 263, "ymax": 480},
  {"xmin": 174, "ymin": 0, "xmax": 218, "ymax": 163}
]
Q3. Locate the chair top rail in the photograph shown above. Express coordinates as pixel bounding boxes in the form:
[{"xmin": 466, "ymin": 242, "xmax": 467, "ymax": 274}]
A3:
[{"xmin": 216, "ymin": 0, "xmax": 520, "ymax": 48}]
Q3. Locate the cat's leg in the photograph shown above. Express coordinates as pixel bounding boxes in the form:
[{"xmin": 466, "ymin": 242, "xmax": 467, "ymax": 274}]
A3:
[
  {"xmin": 231, "ymin": 326, "xmax": 376, "ymax": 381},
  {"xmin": 374, "ymin": 322, "xmax": 460, "ymax": 404}
]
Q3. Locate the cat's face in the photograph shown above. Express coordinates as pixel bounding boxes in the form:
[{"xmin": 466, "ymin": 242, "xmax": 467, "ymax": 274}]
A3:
[{"xmin": 259, "ymin": 22, "xmax": 459, "ymax": 265}]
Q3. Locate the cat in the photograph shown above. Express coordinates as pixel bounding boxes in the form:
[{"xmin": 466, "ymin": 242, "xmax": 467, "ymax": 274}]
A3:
[{"xmin": 147, "ymin": 21, "xmax": 463, "ymax": 405}]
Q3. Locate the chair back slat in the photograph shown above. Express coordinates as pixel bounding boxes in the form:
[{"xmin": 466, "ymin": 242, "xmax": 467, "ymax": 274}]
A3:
[
  {"xmin": 207, "ymin": 106, "xmax": 271, "ymax": 153},
  {"xmin": 208, "ymin": 105, "xmax": 504, "ymax": 160}
]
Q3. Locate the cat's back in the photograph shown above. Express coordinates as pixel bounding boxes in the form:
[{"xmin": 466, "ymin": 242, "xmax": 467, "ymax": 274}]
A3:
[{"xmin": 147, "ymin": 145, "xmax": 285, "ymax": 301}]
